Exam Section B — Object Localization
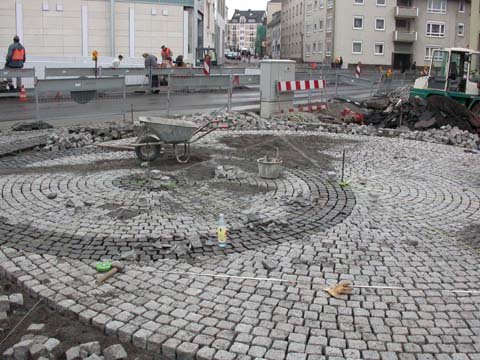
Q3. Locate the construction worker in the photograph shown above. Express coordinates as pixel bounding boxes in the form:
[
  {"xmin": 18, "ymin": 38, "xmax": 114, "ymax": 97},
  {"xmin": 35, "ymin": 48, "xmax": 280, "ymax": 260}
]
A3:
[
  {"xmin": 386, "ymin": 68, "xmax": 393, "ymax": 78},
  {"xmin": 5, "ymin": 35, "xmax": 26, "ymax": 91},
  {"xmin": 161, "ymin": 45, "xmax": 172, "ymax": 64},
  {"xmin": 111, "ymin": 54, "xmax": 123, "ymax": 68},
  {"xmin": 142, "ymin": 53, "xmax": 159, "ymax": 93}
]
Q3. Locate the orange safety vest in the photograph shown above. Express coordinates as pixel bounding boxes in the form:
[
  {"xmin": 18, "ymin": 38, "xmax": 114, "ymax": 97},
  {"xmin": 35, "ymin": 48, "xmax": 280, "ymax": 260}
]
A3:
[
  {"xmin": 12, "ymin": 48, "xmax": 25, "ymax": 61},
  {"xmin": 162, "ymin": 48, "xmax": 172, "ymax": 58}
]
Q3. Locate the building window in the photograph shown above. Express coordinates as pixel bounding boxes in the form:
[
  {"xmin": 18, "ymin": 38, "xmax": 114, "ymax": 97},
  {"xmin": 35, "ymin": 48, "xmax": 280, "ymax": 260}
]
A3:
[
  {"xmin": 459, "ymin": 0, "xmax": 465, "ymax": 12},
  {"xmin": 425, "ymin": 46, "xmax": 441, "ymax": 60},
  {"xmin": 313, "ymin": 43, "xmax": 317, "ymax": 52},
  {"xmin": 374, "ymin": 42, "xmax": 384, "ymax": 55},
  {"xmin": 326, "ymin": 16, "xmax": 333, "ymax": 32},
  {"xmin": 354, "ymin": 0, "xmax": 364, "ymax": 4},
  {"xmin": 306, "ymin": 44, "xmax": 311, "ymax": 54},
  {"xmin": 457, "ymin": 23, "xmax": 465, "ymax": 36},
  {"xmin": 353, "ymin": 16, "xmax": 364, "ymax": 30},
  {"xmin": 427, "ymin": 0, "xmax": 447, "ymax": 14},
  {"xmin": 352, "ymin": 41, "xmax": 363, "ymax": 54},
  {"xmin": 306, "ymin": 24, "xmax": 312, "ymax": 33},
  {"xmin": 326, "ymin": 41, "xmax": 332, "ymax": 55},
  {"xmin": 319, "ymin": 0, "xmax": 324, "ymax": 8},
  {"xmin": 314, "ymin": 23, "xmax": 317, "ymax": 32},
  {"xmin": 375, "ymin": 17, "xmax": 385, "ymax": 31},
  {"xmin": 376, "ymin": 0, "xmax": 386, "ymax": 6},
  {"xmin": 314, "ymin": 1, "xmax": 318, "ymax": 10},
  {"xmin": 319, "ymin": 20, "xmax": 324, "ymax": 31},
  {"xmin": 327, "ymin": 0, "xmax": 333, "ymax": 8},
  {"xmin": 318, "ymin": 42, "xmax": 323, "ymax": 53},
  {"xmin": 426, "ymin": 21, "xmax": 446, "ymax": 37}
]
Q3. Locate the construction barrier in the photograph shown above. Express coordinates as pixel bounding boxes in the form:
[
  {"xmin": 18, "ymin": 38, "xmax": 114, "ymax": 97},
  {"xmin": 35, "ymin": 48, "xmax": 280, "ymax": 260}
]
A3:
[{"xmin": 35, "ymin": 77, "xmax": 126, "ymax": 121}]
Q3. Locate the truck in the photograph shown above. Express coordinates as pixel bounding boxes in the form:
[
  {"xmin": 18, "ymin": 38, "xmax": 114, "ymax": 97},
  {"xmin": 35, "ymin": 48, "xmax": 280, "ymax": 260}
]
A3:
[{"xmin": 410, "ymin": 47, "xmax": 480, "ymax": 116}]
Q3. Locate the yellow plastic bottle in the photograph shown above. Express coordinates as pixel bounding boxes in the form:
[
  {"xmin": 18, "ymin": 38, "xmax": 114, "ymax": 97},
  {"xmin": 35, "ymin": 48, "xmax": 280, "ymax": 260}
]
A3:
[{"xmin": 217, "ymin": 214, "xmax": 227, "ymax": 248}]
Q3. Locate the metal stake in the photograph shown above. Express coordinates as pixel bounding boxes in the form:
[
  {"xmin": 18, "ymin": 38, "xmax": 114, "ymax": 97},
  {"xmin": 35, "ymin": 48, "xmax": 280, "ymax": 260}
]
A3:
[
  {"xmin": 228, "ymin": 74, "xmax": 233, "ymax": 111},
  {"xmin": 341, "ymin": 149, "xmax": 346, "ymax": 182},
  {"xmin": 167, "ymin": 73, "xmax": 171, "ymax": 117}
]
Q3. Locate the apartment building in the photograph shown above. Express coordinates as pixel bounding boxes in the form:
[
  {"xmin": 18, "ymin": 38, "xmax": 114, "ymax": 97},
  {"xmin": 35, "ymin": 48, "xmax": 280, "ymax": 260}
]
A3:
[
  {"xmin": 227, "ymin": 9, "xmax": 266, "ymax": 53},
  {"xmin": 267, "ymin": 11, "xmax": 282, "ymax": 58},
  {"xmin": 281, "ymin": 0, "xmax": 471, "ymax": 68},
  {"xmin": 471, "ymin": 0, "xmax": 480, "ymax": 49},
  {"xmin": 267, "ymin": 0, "xmax": 282, "ymax": 23},
  {"xmin": 280, "ymin": 0, "xmax": 306, "ymax": 60},
  {"xmin": 266, "ymin": 0, "xmax": 282, "ymax": 58},
  {"xmin": 0, "ymin": 0, "xmax": 227, "ymax": 64}
]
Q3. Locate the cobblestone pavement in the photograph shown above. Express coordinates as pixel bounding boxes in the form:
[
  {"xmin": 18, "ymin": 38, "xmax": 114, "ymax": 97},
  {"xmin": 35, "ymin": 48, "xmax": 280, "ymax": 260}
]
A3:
[{"xmin": 1, "ymin": 130, "xmax": 480, "ymax": 360}]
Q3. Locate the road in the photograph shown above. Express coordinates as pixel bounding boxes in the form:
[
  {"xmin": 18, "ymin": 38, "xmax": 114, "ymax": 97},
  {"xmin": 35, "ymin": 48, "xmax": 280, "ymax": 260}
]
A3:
[{"xmin": 0, "ymin": 82, "xmax": 402, "ymax": 128}]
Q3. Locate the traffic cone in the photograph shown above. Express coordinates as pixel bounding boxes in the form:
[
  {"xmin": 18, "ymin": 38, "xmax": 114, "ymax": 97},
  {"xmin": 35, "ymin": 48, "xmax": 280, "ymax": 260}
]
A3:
[{"xmin": 19, "ymin": 85, "xmax": 27, "ymax": 102}]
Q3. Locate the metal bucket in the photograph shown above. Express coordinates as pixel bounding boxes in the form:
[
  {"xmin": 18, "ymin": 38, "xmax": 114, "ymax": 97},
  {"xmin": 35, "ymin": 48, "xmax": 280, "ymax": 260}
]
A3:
[{"xmin": 257, "ymin": 159, "xmax": 283, "ymax": 179}]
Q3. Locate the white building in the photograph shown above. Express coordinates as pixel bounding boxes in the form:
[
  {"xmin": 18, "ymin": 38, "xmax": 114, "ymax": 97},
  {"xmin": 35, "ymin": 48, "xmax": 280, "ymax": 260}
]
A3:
[{"xmin": 281, "ymin": 0, "xmax": 471, "ymax": 68}]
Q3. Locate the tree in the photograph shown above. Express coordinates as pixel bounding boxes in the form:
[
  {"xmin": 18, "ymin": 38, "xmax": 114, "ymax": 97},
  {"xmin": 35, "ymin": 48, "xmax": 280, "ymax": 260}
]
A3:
[{"xmin": 255, "ymin": 25, "xmax": 266, "ymax": 57}]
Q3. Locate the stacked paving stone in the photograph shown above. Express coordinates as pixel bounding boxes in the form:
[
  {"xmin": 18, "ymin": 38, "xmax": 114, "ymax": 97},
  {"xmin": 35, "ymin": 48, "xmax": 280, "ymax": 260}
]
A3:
[
  {"xmin": 3, "ymin": 334, "xmax": 128, "ymax": 360},
  {"xmin": 44, "ymin": 122, "xmax": 133, "ymax": 151},
  {"xmin": 0, "ymin": 292, "xmax": 24, "ymax": 333}
]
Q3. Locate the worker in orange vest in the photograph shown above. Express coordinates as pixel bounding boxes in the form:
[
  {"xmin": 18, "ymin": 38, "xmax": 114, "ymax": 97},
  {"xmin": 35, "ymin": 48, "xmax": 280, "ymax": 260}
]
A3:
[
  {"xmin": 5, "ymin": 35, "xmax": 26, "ymax": 91},
  {"xmin": 161, "ymin": 45, "xmax": 173, "ymax": 64}
]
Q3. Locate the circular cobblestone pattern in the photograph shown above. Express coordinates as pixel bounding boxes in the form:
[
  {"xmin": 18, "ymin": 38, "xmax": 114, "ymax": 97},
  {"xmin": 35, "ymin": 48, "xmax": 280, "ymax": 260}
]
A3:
[{"xmin": 0, "ymin": 133, "xmax": 354, "ymax": 261}]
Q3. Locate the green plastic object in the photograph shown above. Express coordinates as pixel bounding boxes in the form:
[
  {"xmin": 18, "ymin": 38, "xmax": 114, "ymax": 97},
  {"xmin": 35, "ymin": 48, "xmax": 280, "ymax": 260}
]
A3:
[{"xmin": 96, "ymin": 262, "xmax": 112, "ymax": 273}]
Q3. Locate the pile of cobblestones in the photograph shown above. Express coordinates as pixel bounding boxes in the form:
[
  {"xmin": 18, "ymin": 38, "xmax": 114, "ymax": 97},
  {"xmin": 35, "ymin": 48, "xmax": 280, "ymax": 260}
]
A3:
[
  {"xmin": 3, "ymin": 335, "xmax": 129, "ymax": 360},
  {"xmin": 184, "ymin": 111, "xmax": 480, "ymax": 151},
  {"xmin": 43, "ymin": 122, "xmax": 133, "ymax": 151},
  {"xmin": 0, "ymin": 292, "xmax": 24, "ymax": 332}
]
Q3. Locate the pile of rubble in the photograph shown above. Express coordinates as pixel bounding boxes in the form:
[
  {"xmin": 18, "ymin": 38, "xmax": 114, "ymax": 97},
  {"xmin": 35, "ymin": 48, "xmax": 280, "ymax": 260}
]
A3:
[
  {"xmin": 43, "ymin": 122, "xmax": 132, "ymax": 151},
  {"xmin": 364, "ymin": 87, "xmax": 480, "ymax": 134}
]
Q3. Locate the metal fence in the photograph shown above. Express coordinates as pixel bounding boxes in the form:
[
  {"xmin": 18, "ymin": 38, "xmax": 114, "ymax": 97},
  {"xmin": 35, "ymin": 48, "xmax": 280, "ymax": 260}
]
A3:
[
  {"xmin": 35, "ymin": 77, "xmax": 126, "ymax": 121},
  {"xmin": 166, "ymin": 74, "xmax": 260, "ymax": 115}
]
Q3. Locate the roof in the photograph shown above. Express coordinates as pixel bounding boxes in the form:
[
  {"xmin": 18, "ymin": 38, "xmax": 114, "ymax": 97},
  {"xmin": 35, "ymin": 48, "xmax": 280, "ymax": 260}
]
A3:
[{"xmin": 230, "ymin": 9, "xmax": 266, "ymax": 23}]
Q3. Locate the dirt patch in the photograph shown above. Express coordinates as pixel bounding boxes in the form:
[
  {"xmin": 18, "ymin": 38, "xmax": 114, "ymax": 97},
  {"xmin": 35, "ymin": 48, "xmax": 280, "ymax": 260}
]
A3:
[
  {"xmin": 219, "ymin": 134, "xmax": 356, "ymax": 170},
  {"xmin": 0, "ymin": 277, "xmax": 153, "ymax": 359}
]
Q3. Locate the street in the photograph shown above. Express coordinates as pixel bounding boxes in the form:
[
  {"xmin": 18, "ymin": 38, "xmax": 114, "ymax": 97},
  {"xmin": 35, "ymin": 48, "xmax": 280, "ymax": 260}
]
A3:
[{"xmin": 0, "ymin": 85, "xmax": 383, "ymax": 125}]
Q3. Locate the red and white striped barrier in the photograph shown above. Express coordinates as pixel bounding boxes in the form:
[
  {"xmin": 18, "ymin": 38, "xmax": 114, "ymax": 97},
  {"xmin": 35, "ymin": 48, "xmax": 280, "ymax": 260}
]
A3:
[
  {"xmin": 280, "ymin": 103, "xmax": 328, "ymax": 114},
  {"xmin": 356, "ymin": 63, "xmax": 361, "ymax": 78},
  {"xmin": 277, "ymin": 79, "xmax": 326, "ymax": 92}
]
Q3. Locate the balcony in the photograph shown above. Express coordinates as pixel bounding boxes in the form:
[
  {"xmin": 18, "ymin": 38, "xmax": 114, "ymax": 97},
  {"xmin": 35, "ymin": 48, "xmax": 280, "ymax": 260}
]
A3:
[
  {"xmin": 394, "ymin": 30, "xmax": 418, "ymax": 42},
  {"xmin": 395, "ymin": 6, "xmax": 419, "ymax": 18}
]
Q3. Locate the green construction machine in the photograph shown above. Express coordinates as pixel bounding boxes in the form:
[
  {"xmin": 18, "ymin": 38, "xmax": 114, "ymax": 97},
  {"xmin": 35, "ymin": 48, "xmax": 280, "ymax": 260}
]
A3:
[{"xmin": 410, "ymin": 47, "xmax": 480, "ymax": 116}]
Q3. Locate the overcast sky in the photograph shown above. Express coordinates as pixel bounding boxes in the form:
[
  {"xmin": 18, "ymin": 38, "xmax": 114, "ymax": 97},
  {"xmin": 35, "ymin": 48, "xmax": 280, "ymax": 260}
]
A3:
[{"xmin": 226, "ymin": 0, "xmax": 270, "ymax": 18}]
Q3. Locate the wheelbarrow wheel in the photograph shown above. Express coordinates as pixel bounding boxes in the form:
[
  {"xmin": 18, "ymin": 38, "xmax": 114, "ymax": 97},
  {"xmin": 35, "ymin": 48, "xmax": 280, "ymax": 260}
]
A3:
[{"xmin": 135, "ymin": 136, "xmax": 162, "ymax": 162}]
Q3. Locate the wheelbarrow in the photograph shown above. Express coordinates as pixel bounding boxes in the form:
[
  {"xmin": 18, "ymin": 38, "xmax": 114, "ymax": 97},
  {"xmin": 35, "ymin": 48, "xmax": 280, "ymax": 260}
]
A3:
[{"xmin": 133, "ymin": 116, "xmax": 226, "ymax": 163}]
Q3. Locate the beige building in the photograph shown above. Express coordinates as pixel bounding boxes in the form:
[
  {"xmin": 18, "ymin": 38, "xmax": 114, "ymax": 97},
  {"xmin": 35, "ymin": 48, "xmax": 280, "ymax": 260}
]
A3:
[
  {"xmin": 267, "ymin": 0, "xmax": 282, "ymax": 23},
  {"xmin": 0, "ymin": 0, "xmax": 227, "ymax": 65},
  {"xmin": 471, "ymin": 0, "xmax": 480, "ymax": 49},
  {"xmin": 281, "ymin": 0, "xmax": 471, "ymax": 68},
  {"xmin": 227, "ymin": 9, "xmax": 266, "ymax": 53}
]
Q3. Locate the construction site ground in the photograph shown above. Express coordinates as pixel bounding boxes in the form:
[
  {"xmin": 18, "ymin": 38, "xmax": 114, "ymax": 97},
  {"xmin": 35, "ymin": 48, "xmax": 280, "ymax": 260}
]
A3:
[{"xmin": 0, "ymin": 119, "xmax": 480, "ymax": 359}]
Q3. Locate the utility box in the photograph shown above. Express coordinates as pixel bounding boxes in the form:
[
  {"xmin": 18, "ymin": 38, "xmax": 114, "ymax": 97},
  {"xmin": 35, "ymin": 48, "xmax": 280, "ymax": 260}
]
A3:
[{"xmin": 260, "ymin": 59, "xmax": 296, "ymax": 118}]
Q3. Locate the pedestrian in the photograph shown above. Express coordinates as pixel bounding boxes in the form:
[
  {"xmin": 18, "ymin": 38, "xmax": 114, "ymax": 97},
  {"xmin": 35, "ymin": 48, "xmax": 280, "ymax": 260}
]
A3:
[
  {"xmin": 339, "ymin": 56, "xmax": 343, "ymax": 69},
  {"xmin": 111, "ymin": 54, "xmax": 123, "ymax": 68},
  {"xmin": 4, "ymin": 35, "xmax": 26, "ymax": 91},
  {"xmin": 142, "ymin": 52, "xmax": 159, "ymax": 93},
  {"xmin": 411, "ymin": 61, "xmax": 416, "ymax": 71}
]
